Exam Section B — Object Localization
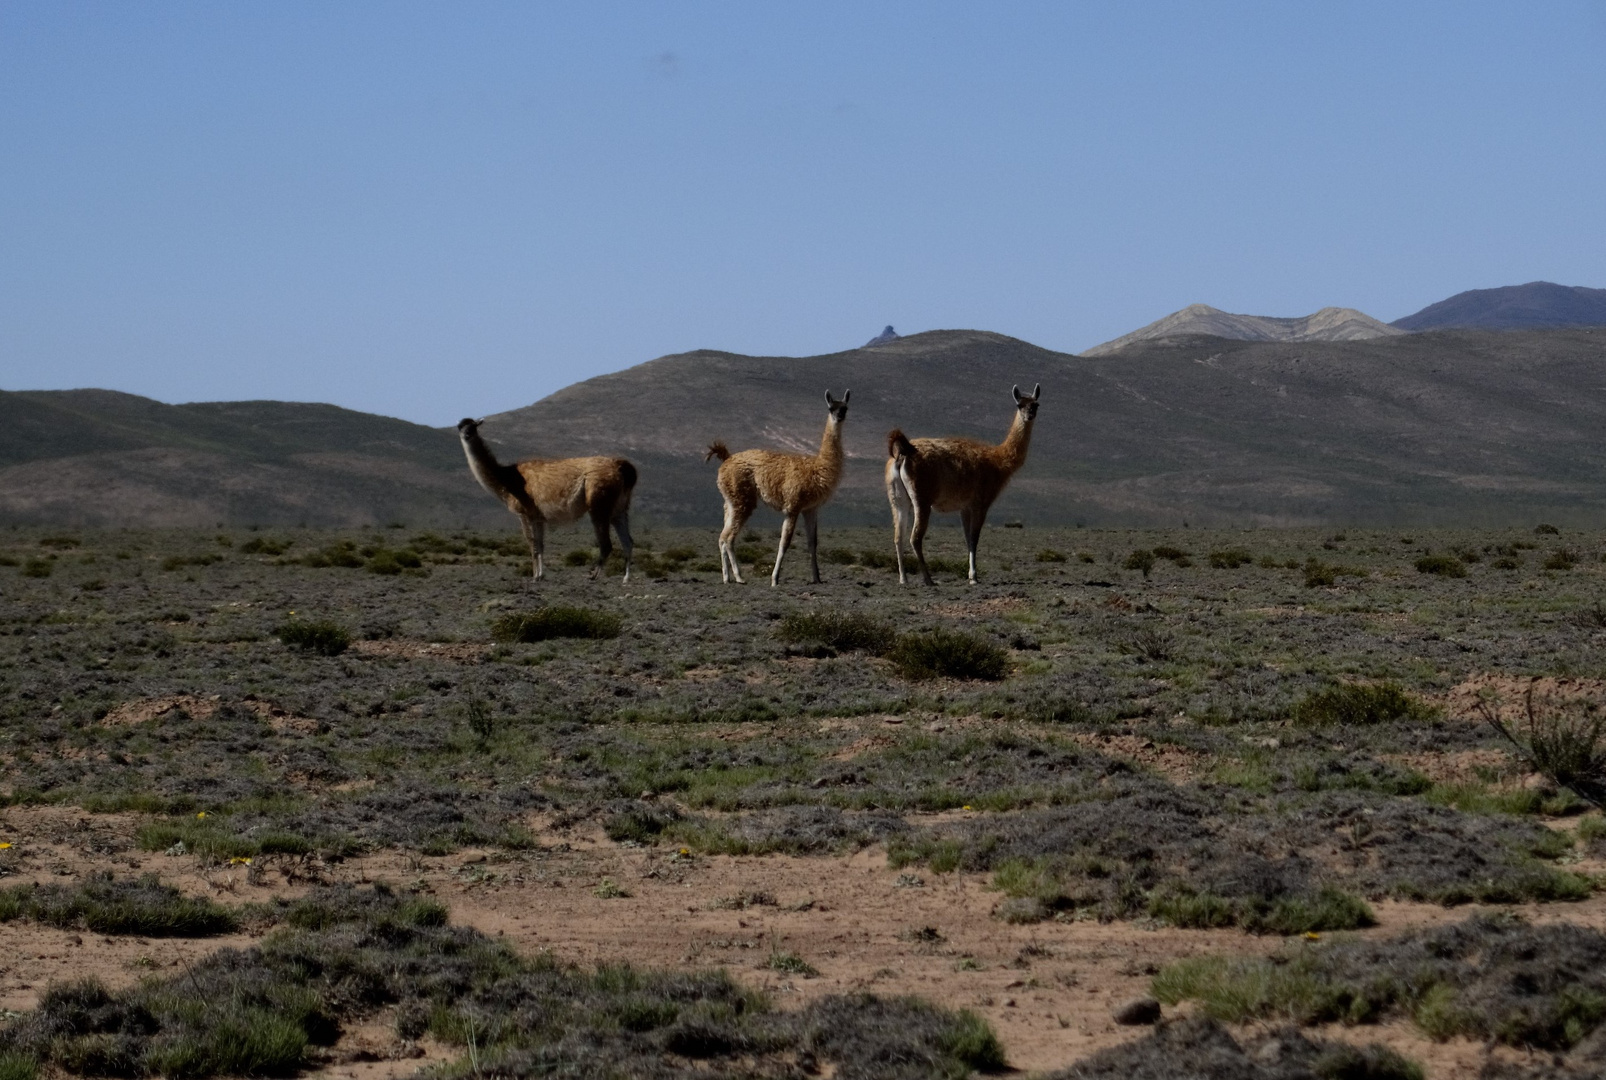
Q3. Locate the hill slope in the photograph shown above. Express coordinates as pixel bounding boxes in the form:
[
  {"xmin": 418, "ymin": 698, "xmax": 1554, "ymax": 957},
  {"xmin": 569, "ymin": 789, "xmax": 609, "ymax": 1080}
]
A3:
[
  {"xmin": 485, "ymin": 327, "xmax": 1606, "ymax": 528},
  {"xmin": 0, "ymin": 390, "xmax": 501, "ymax": 528},
  {"xmin": 1083, "ymin": 305, "xmax": 1403, "ymax": 356},
  {"xmin": 1393, "ymin": 282, "xmax": 1606, "ymax": 331}
]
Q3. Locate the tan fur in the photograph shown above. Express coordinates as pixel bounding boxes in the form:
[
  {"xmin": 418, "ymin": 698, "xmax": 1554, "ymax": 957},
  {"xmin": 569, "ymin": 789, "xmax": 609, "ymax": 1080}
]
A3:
[
  {"xmin": 712, "ymin": 391, "xmax": 849, "ymax": 586},
  {"xmin": 458, "ymin": 418, "xmax": 636, "ymax": 581},
  {"xmin": 886, "ymin": 384, "xmax": 1040, "ymax": 585}
]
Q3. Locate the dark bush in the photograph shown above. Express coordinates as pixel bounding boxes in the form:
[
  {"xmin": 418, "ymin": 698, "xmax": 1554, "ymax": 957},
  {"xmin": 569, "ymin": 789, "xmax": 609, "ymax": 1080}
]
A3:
[
  {"xmin": 1036, "ymin": 549, "xmax": 1067, "ymax": 563},
  {"xmin": 1124, "ymin": 549, "xmax": 1156, "ymax": 577},
  {"xmin": 1209, "ymin": 549, "xmax": 1253, "ymax": 569},
  {"xmin": 1293, "ymin": 683, "xmax": 1430, "ymax": 727},
  {"xmin": 1414, "ymin": 554, "xmax": 1466, "ymax": 577},
  {"xmin": 0, "ymin": 874, "xmax": 237, "ymax": 936},
  {"xmin": 491, "ymin": 606, "xmax": 621, "ymax": 643},
  {"xmin": 822, "ymin": 548, "xmax": 858, "ymax": 565},
  {"xmin": 1545, "ymin": 549, "xmax": 1578, "ymax": 571},
  {"xmin": 365, "ymin": 548, "xmax": 422, "ymax": 575},
  {"xmin": 275, "ymin": 619, "xmax": 351, "ymax": 656},
  {"xmin": 1480, "ymin": 683, "xmax": 1606, "ymax": 808},
  {"xmin": 1304, "ymin": 559, "xmax": 1338, "ymax": 587},
  {"xmin": 777, "ymin": 610, "xmax": 897, "ymax": 656},
  {"xmin": 239, "ymin": 538, "xmax": 290, "ymax": 555},
  {"xmin": 887, "ymin": 629, "xmax": 1009, "ymax": 681},
  {"xmin": 20, "ymin": 559, "xmax": 51, "ymax": 578},
  {"xmin": 858, "ymin": 549, "xmax": 899, "ymax": 570}
]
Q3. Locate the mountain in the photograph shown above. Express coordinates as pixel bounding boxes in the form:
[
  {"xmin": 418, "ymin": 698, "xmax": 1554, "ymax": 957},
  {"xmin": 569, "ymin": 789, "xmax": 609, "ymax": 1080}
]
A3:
[
  {"xmin": 9, "ymin": 325, "xmax": 1606, "ymax": 529},
  {"xmin": 865, "ymin": 325, "xmax": 901, "ymax": 346},
  {"xmin": 0, "ymin": 390, "xmax": 502, "ymax": 528},
  {"xmin": 1393, "ymin": 282, "xmax": 1606, "ymax": 331},
  {"xmin": 1083, "ymin": 305, "xmax": 1404, "ymax": 356},
  {"xmin": 486, "ymin": 326, "xmax": 1606, "ymax": 528}
]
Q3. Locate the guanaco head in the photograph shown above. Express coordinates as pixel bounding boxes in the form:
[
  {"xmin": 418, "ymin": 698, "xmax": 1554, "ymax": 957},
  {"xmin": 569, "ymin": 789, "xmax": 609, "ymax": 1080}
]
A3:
[
  {"xmin": 825, "ymin": 389, "xmax": 851, "ymax": 423},
  {"xmin": 1011, "ymin": 384, "xmax": 1042, "ymax": 423},
  {"xmin": 457, "ymin": 417, "xmax": 486, "ymax": 437}
]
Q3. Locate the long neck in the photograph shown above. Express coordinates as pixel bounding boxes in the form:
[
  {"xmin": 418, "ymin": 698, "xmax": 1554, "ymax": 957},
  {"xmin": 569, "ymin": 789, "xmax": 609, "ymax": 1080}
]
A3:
[
  {"xmin": 461, "ymin": 428, "xmax": 520, "ymax": 501},
  {"xmin": 994, "ymin": 412, "xmax": 1035, "ymax": 474},
  {"xmin": 816, "ymin": 415, "xmax": 845, "ymax": 480}
]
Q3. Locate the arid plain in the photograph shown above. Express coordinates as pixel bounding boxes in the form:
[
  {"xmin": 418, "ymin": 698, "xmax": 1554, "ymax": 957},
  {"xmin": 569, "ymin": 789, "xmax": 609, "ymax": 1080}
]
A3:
[{"xmin": 2, "ymin": 522, "xmax": 1606, "ymax": 1078}]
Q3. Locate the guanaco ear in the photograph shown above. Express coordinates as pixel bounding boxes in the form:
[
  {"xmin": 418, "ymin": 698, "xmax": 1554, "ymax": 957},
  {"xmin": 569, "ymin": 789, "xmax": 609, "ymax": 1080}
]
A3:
[
  {"xmin": 841, "ymin": 389, "xmax": 850, "ymax": 404},
  {"xmin": 1031, "ymin": 384, "xmax": 1041, "ymax": 401},
  {"xmin": 1012, "ymin": 385, "xmax": 1024, "ymax": 405}
]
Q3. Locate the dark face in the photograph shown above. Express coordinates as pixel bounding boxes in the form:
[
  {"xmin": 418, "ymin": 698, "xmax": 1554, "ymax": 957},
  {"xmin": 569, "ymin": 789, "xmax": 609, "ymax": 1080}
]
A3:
[
  {"xmin": 457, "ymin": 418, "xmax": 480, "ymax": 436},
  {"xmin": 1011, "ymin": 384, "xmax": 1041, "ymax": 422},
  {"xmin": 825, "ymin": 389, "xmax": 851, "ymax": 423}
]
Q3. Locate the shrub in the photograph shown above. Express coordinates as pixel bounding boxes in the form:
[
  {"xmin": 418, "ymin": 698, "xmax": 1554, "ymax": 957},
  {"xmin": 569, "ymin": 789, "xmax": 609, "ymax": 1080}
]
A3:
[
  {"xmin": 1148, "ymin": 886, "xmax": 1374, "ymax": 935},
  {"xmin": 564, "ymin": 549, "xmax": 594, "ymax": 567},
  {"xmin": 887, "ymin": 629, "xmax": 1009, "ymax": 681},
  {"xmin": 275, "ymin": 618, "xmax": 351, "ymax": 656},
  {"xmin": 1545, "ymin": 549, "xmax": 1578, "ymax": 571},
  {"xmin": 1536, "ymin": 523, "xmax": 1561, "ymax": 535},
  {"xmin": 1479, "ymin": 682, "xmax": 1606, "ymax": 808},
  {"xmin": 1209, "ymin": 549, "xmax": 1252, "ymax": 569},
  {"xmin": 777, "ymin": 610, "xmax": 896, "ymax": 656},
  {"xmin": 491, "ymin": 606, "xmax": 621, "ymax": 643},
  {"xmin": 1036, "ymin": 549, "xmax": 1067, "ymax": 563},
  {"xmin": 365, "ymin": 548, "xmax": 422, "ymax": 575},
  {"xmin": 1293, "ymin": 683, "xmax": 1431, "ymax": 726},
  {"xmin": 0, "ymin": 874, "xmax": 237, "ymax": 936},
  {"xmin": 239, "ymin": 538, "xmax": 290, "ymax": 555},
  {"xmin": 20, "ymin": 559, "xmax": 52, "ymax": 578},
  {"xmin": 1124, "ymin": 549, "xmax": 1156, "ymax": 577},
  {"xmin": 161, "ymin": 553, "xmax": 222, "ymax": 571},
  {"xmin": 1304, "ymin": 559, "xmax": 1338, "ymax": 587},
  {"xmin": 822, "ymin": 548, "xmax": 858, "ymax": 565},
  {"xmin": 1152, "ymin": 546, "xmax": 1190, "ymax": 564},
  {"xmin": 1414, "ymin": 554, "xmax": 1466, "ymax": 577},
  {"xmin": 858, "ymin": 549, "xmax": 899, "ymax": 570}
]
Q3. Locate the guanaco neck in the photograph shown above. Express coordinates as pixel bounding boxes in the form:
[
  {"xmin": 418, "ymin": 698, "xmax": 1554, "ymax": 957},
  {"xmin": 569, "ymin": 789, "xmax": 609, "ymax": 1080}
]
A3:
[
  {"xmin": 816, "ymin": 414, "xmax": 845, "ymax": 483},
  {"xmin": 460, "ymin": 427, "xmax": 525, "ymax": 504},
  {"xmin": 994, "ymin": 411, "xmax": 1036, "ymax": 474}
]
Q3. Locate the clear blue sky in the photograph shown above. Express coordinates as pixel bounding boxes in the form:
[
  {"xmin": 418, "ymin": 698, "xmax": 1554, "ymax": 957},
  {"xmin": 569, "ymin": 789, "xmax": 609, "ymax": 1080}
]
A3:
[{"xmin": 3, "ymin": 2, "xmax": 1603, "ymax": 426}]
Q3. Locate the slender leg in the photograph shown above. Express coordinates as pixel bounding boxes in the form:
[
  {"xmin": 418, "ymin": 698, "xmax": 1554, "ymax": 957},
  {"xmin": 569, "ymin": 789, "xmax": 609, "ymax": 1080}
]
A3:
[
  {"xmin": 888, "ymin": 466, "xmax": 911, "ymax": 585},
  {"xmin": 803, "ymin": 508, "xmax": 821, "ymax": 584},
  {"xmin": 963, "ymin": 504, "xmax": 988, "ymax": 584},
  {"xmin": 910, "ymin": 502, "xmax": 935, "ymax": 586},
  {"xmin": 718, "ymin": 499, "xmax": 748, "ymax": 584},
  {"xmin": 522, "ymin": 515, "xmax": 546, "ymax": 580},
  {"xmin": 612, "ymin": 510, "xmax": 634, "ymax": 583},
  {"xmin": 771, "ymin": 513, "xmax": 797, "ymax": 587},
  {"xmin": 590, "ymin": 511, "xmax": 612, "ymax": 581}
]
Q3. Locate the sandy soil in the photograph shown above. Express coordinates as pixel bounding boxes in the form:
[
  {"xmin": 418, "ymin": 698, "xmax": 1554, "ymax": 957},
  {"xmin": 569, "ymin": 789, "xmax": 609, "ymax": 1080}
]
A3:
[{"xmin": 3, "ymin": 804, "xmax": 1603, "ymax": 1076}]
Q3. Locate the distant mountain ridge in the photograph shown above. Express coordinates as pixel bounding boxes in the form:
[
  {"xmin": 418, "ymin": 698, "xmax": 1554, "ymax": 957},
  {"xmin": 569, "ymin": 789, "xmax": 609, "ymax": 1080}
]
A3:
[
  {"xmin": 1084, "ymin": 304, "xmax": 1403, "ymax": 355},
  {"xmin": 1393, "ymin": 282, "xmax": 1606, "ymax": 331},
  {"xmin": 0, "ymin": 389, "xmax": 501, "ymax": 528}
]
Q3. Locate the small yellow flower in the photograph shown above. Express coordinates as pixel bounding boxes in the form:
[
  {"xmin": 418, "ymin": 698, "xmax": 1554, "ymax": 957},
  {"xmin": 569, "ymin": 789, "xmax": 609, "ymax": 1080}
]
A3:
[
  {"xmin": 678, "ymin": 848, "xmax": 690, "ymax": 856},
  {"xmin": 962, "ymin": 805, "xmax": 973, "ymax": 811},
  {"xmin": 196, "ymin": 811, "xmax": 208, "ymax": 819},
  {"xmin": 229, "ymin": 856, "xmax": 252, "ymax": 866},
  {"xmin": 0, "ymin": 842, "xmax": 12, "ymax": 850},
  {"xmin": 289, "ymin": 610, "xmax": 295, "ymax": 615},
  {"xmin": 1304, "ymin": 932, "xmax": 1321, "ymax": 941}
]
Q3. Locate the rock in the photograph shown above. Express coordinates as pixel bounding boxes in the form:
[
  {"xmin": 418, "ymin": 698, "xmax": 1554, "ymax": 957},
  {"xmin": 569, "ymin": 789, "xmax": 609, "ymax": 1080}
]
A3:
[
  {"xmin": 864, "ymin": 325, "xmax": 900, "ymax": 346},
  {"xmin": 1112, "ymin": 997, "xmax": 1162, "ymax": 1025}
]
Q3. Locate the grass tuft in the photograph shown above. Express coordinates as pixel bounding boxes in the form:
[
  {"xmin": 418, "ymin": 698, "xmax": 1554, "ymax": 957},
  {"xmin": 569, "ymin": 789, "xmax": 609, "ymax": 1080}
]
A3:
[
  {"xmin": 776, "ymin": 610, "xmax": 897, "ymax": 656},
  {"xmin": 275, "ymin": 618, "xmax": 351, "ymax": 656},
  {"xmin": 490, "ymin": 606, "xmax": 621, "ymax": 643},
  {"xmin": 1293, "ymin": 682, "xmax": 1432, "ymax": 727},
  {"xmin": 0, "ymin": 874, "xmax": 238, "ymax": 937},
  {"xmin": 887, "ymin": 629, "xmax": 1009, "ymax": 681}
]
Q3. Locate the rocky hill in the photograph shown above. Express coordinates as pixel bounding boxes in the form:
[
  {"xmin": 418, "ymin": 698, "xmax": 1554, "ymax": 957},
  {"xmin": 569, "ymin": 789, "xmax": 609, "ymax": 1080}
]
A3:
[
  {"xmin": 0, "ymin": 390, "xmax": 501, "ymax": 528},
  {"xmin": 485, "ymin": 326, "xmax": 1606, "ymax": 528},
  {"xmin": 1393, "ymin": 282, "xmax": 1606, "ymax": 331},
  {"xmin": 1082, "ymin": 304, "xmax": 1403, "ymax": 356},
  {"xmin": 8, "ymin": 325, "xmax": 1606, "ymax": 529}
]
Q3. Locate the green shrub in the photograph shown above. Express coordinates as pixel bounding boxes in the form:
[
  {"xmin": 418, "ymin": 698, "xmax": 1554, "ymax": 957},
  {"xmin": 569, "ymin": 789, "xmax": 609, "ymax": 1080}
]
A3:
[
  {"xmin": 858, "ymin": 549, "xmax": 899, "ymax": 570},
  {"xmin": 1209, "ymin": 549, "xmax": 1253, "ymax": 569},
  {"xmin": 1148, "ymin": 887, "xmax": 1374, "ymax": 935},
  {"xmin": 1479, "ymin": 685, "xmax": 1606, "ymax": 808},
  {"xmin": 0, "ymin": 1053, "xmax": 37, "ymax": 1080},
  {"xmin": 1124, "ymin": 549, "xmax": 1156, "ymax": 577},
  {"xmin": 936, "ymin": 1010, "xmax": 1006, "ymax": 1071},
  {"xmin": 1035, "ymin": 549, "xmax": 1067, "ymax": 563},
  {"xmin": 1304, "ymin": 559, "xmax": 1338, "ymax": 587},
  {"xmin": 0, "ymin": 874, "xmax": 237, "ymax": 936},
  {"xmin": 887, "ymin": 629, "xmax": 1009, "ymax": 681},
  {"xmin": 1293, "ymin": 682, "xmax": 1431, "ymax": 726},
  {"xmin": 777, "ymin": 610, "xmax": 897, "ymax": 656},
  {"xmin": 491, "ymin": 606, "xmax": 621, "ymax": 643},
  {"xmin": 161, "ymin": 553, "xmax": 222, "ymax": 571},
  {"xmin": 822, "ymin": 548, "xmax": 858, "ymax": 565},
  {"xmin": 275, "ymin": 619, "xmax": 351, "ymax": 656},
  {"xmin": 1152, "ymin": 546, "xmax": 1190, "ymax": 565},
  {"xmin": 20, "ymin": 558, "xmax": 52, "ymax": 578},
  {"xmin": 1414, "ymin": 554, "xmax": 1466, "ymax": 577},
  {"xmin": 239, "ymin": 537, "xmax": 290, "ymax": 555},
  {"xmin": 564, "ymin": 549, "xmax": 594, "ymax": 567},
  {"xmin": 365, "ymin": 548, "xmax": 422, "ymax": 574},
  {"xmin": 1545, "ymin": 549, "xmax": 1578, "ymax": 571}
]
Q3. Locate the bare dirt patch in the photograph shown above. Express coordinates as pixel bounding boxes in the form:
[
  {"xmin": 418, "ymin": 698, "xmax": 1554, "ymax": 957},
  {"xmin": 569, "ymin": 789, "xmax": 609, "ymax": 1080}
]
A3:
[
  {"xmin": 1443, "ymin": 674, "xmax": 1606, "ymax": 722},
  {"xmin": 1067, "ymin": 732, "xmax": 1206, "ymax": 783},
  {"xmin": 100, "ymin": 694, "xmax": 220, "ymax": 726},
  {"xmin": 348, "ymin": 639, "xmax": 488, "ymax": 664},
  {"xmin": 5, "ymin": 806, "xmax": 1602, "ymax": 1075}
]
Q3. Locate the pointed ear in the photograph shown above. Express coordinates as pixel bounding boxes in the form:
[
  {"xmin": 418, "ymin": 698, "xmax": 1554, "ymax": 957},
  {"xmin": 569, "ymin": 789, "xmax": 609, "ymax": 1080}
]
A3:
[
  {"xmin": 1012, "ymin": 384, "xmax": 1024, "ymax": 405},
  {"xmin": 1031, "ymin": 384, "xmax": 1041, "ymax": 401},
  {"xmin": 842, "ymin": 389, "xmax": 850, "ymax": 404},
  {"xmin": 824, "ymin": 390, "xmax": 835, "ymax": 407}
]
